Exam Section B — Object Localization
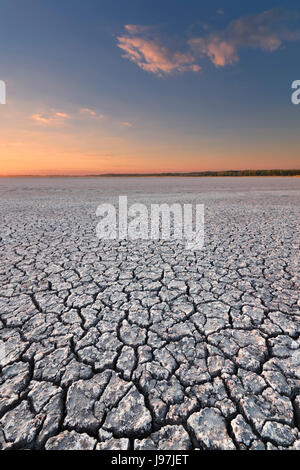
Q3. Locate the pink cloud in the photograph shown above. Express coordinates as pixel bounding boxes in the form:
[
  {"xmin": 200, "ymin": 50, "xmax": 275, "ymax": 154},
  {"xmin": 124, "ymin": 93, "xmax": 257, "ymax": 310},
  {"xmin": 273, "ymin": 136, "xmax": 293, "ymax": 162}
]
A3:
[
  {"xmin": 32, "ymin": 111, "xmax": 70, "ymax": 125},
  {"xmin": 121, "ymin": 121, "xmax": 133, "ymax": 127},
  {"xmin": 55, "ymin": 112, "xmax": 70, "ymax": 118},
  {"xmin": 118, "ymin": 9, "xmax": 300, "ymax": 74},
  {"xmin": 80, "ymin": 108, "xmax": 104, "ymax": 119},
  {"xmin": 117, "ymin": 28, "xmax": 201, "ymax": 77},
  {"xmin": 189, "ymin": 8, "xmax": 300, "ymax": 67},
  {"xmin": 124, "ymin": 24, "xmax": 151, "ymax": 34},
  {"xmin": 190, "ymin": 37, "xmax": 238, "ymax": 67}
]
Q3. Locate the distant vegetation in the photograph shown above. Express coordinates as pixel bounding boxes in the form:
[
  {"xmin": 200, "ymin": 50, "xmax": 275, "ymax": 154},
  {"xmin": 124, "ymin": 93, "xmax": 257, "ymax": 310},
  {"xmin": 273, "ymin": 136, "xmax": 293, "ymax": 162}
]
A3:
[
  {"xmin": 5, "ymin": 169, "xmax": 300, "ymax": 177},
  {"xmin": 99, "ymin": 169, "xmax": 300, "ymax": 177}
]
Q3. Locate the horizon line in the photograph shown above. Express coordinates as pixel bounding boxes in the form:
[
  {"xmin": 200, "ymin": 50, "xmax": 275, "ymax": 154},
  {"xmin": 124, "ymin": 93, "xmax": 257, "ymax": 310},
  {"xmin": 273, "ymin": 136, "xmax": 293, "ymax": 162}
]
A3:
[{"xmin": 1, "ymin": 169, "xmax": 300, "ymax": 178}]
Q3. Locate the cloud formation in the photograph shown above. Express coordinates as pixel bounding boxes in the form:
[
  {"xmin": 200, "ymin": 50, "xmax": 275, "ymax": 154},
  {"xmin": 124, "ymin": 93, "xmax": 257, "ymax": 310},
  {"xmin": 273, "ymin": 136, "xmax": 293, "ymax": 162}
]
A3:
[
  {"xmin": 124, "ymin": 24, "xmax": 151, "ymax": 35},
  {"xmin": 80, "ymin": 108, "xmax": 105, "ymax": 119},
  {"xmin": 121, "ymin": 121, "xmax": 133, "ymax": 127},
  {"xmin": 117, "ymin": 9, "xmax": 300, "ymax": 74},
  {"xmin": 190, "ymin": 8, "xmax": 300, "ymax": 67},
  {"xmin": 117, "ymin": 27, "xmax": 200, "ymax": 77},
  {"xmin": 32, "ymin": 111, "xmax": 70, "ymax": 125}
]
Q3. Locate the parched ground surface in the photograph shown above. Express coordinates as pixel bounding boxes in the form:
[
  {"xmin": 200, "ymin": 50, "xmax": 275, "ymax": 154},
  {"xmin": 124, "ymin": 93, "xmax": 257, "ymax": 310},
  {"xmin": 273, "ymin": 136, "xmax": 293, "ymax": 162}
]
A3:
[{"xmin": 0, "ymin": 177, "xmax": 299, "ymax": 450}]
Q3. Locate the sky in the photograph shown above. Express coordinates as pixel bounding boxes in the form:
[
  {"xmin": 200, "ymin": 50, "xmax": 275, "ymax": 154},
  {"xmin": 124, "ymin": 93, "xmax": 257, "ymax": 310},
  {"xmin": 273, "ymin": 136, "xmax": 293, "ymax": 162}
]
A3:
[{"xmin": 0, "ymin": 0, "xmax": 300, "ymax": 175}]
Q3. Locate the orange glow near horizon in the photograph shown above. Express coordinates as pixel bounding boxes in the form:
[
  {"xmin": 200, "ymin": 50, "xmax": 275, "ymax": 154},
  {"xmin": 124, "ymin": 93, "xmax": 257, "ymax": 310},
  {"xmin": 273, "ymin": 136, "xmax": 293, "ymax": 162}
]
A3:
[
  {"xmin": 2, "ymin": 148, "xmax": 299, "ymax": 176},
  {"xmin": 1, "ymin": 141, "xmax": 300, "ymax": 176},
  {"xmin": 1, "ymin": 102, "xmax": 299, "ymax": 176}
]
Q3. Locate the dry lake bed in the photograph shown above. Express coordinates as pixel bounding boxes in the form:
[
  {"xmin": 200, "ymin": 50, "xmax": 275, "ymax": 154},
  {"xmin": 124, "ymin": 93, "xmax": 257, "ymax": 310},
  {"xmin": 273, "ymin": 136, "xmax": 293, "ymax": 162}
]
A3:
[{"xmin": 0, "ymin": 176, "xmax": 299, "ymax": 450}]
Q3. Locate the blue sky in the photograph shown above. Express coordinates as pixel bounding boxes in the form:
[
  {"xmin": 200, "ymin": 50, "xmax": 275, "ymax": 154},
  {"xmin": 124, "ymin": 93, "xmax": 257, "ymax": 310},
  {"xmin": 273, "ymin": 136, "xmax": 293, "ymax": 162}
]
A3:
[{"xmin": 0, "ymin": 0, "xmax": 299, "ymax": 174}]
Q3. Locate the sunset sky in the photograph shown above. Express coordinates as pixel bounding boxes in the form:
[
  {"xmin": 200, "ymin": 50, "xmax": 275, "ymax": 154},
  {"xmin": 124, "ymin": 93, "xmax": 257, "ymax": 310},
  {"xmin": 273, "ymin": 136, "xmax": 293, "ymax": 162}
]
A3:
[{"xmin": 0, "ymin": 0, "xmax": 300, "ymax": 175}]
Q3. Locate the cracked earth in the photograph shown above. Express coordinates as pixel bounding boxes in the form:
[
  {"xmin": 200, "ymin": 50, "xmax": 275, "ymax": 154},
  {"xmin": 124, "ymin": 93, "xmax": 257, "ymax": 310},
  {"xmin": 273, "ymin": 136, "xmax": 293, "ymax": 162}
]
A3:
[{"xmin": 0, "ymin": 177, "xmax": 299, "ymax": 450}]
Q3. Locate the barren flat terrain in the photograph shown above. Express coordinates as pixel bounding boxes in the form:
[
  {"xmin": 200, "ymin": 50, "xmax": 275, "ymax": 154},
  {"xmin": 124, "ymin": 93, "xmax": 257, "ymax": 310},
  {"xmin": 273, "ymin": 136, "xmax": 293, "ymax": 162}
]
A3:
[{"xmin": 0, "ymin": 177, "xmax": 299, "ymax": 450}]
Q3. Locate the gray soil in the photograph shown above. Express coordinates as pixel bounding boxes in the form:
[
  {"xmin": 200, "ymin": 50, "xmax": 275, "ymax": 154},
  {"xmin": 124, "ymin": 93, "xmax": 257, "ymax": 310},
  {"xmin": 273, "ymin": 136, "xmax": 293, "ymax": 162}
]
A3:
[{"xmin": 0, "ymin": 177, "xmax": 299, "ymax": 450}]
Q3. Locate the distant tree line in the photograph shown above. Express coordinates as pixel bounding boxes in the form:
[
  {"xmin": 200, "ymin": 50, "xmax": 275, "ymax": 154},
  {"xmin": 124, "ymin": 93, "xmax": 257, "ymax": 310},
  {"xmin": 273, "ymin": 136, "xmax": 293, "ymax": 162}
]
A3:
[
  {"xmin": 185, "ymin": 169, "xmax": 300, "ymax": 177},
  {"xmin": 16, "ymin": 169, "xmax": 300, "ymax": 177},
  {"xmin": 100, "ymin": 169, "xmax": 300, "ymax": 177}
]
